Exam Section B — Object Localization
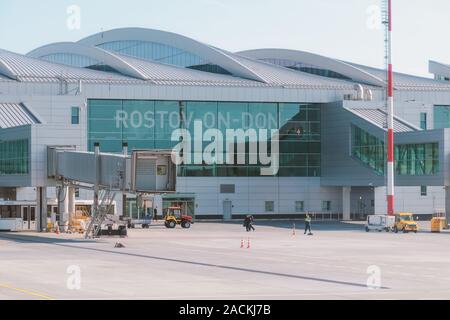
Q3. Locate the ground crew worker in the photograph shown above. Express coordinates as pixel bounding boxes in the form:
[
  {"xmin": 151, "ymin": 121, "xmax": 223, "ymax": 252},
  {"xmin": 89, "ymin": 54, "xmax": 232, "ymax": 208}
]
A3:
[
  {"xmin": 248, "ymin": 215, "xmax": 255, "ymax": 232},
  {"xmin": 304, "ymin": 213, "xmax": 313, "ymax": 235},
  {"xmin": 243, "ymin": 215, "xmax": 255, "ymax": 232},
  {"xmin": 153, "ymin": 207, "xmax": 158, "ymax": 221}
]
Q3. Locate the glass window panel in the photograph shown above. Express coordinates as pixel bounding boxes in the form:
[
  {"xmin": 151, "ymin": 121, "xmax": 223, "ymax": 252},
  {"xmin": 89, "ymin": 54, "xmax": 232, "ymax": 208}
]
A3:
[
  {"xmin": 0, "ymin": 139, "xmax": 29, "ymax": 175},
  {"xmin": 434, "ymin": 106, "xmax": 450, "ymax": 129},
  {"xmin": 155, "ymin": 101, "xmax": 181, "ymax": 141},
  {"xmin": 87, "ymin": 100, "xmax": 321, "ymax": 177}
]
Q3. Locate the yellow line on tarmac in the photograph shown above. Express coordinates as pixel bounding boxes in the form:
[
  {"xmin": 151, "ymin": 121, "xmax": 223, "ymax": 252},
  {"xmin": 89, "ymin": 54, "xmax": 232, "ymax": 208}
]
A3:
[{"xmin": 0, "ymin": 283, "xmax": 56, "ymax": 300}]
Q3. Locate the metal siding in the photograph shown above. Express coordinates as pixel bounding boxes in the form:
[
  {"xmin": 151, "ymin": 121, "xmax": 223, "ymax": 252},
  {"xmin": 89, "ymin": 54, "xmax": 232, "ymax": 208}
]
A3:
[{"xmin": 135, "ymin": 158, "xmax": 157, "ymax": 191}]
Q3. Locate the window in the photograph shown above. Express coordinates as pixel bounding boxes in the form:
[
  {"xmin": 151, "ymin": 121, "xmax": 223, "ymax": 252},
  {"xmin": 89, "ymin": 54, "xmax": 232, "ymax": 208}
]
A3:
[
  {"xmin": 88, "ymin": 99, "xmax": 321, "ymax": 177},
  {"xmin": 395, "ymin": 143, "xmax": 439, "ymax": 175},
  {"xmin": 421, "ymin": 186, "xmax": 427, "ymax": 196},
  {"xmin": 71, "ymin": 106, "xmax": 80, "ymax": 125},
  {"xmin": 220, "ymin": 184, "xmax": 235, "ymax": 194},
  {"xmin": 351, "ymin": 125, "xmax": 439, "ymax": 176},
  {"xmin": 157, "ymin": 165, "xmax": 167, "ymax": 176},
  {"xmin": 97, "ymin": 40, "xmax": 206, "ymax": 68},
  {"xmin": 351, "ymin": 125, "xmax": 385, "ymax": 175},
  {"xmin": 420, "ymin": 113, "xmax": 427, "ymax": 130},
  {"xmin": 75, "ymin": 188, "xmax": 80, "ymax": 198},
  {"xmin": 295, "ymin": 201, "xmax": 305, "ymax": 212},
  {"xmin": 322, "ymin": 201, "xmax": 331, "ymax": 212},
  {"xmin": 265, "ymin": 201, "xmax": 274, "ymax": 212},
  {"xmin": 42, "ymin": 53, "xmax": 100, "ymax": 68},
  {"xmin": 434, "ymin": 105, "xmax": 450, "ymax": 129},
  {"xmin": 0, "ymin": 139, "xmax": 29, "ymax": 175},
  {"xmin": 371, "ymin": 200, "xmax": 375, "ymax": 207}
]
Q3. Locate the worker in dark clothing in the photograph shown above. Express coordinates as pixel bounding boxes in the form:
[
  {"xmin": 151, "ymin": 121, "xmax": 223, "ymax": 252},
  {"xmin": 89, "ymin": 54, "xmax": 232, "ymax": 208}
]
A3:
[
  {"xmin": 243, "ymin": 216, "xmax": 250, "ymax": 231},
  {"xmin": 243, "ymin": 215, "xmax": 255, "ymax": 232},
  {"xmin": 304, "ymin": 213, "xmax": 313, "ymax": 235},
  {"xmin": 153, "ymin": 207, "xmax": 158, "ymax": 221}
]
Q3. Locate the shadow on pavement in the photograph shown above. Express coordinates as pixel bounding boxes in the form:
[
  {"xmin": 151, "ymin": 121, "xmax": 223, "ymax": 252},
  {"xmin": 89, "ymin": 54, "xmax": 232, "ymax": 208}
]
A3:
[
  {"xmin": 0, "ymin": 232, "xmax": 97, "ymax": 244},
  {"xmin": 201, "ymin": 220, "xmax": 365, "ymax": 231}
]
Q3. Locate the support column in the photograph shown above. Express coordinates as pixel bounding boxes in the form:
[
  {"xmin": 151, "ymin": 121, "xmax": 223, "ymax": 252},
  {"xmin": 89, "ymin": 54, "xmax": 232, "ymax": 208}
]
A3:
[
  {"xmin": 342, "ymin": 187, "xmax": 351, "ymax": 221},
  {"xmin": 122, "ymin": 194, "xmax": 127, "ymax": 217},
  {"xmin": 94, "ymin": 143, "xmax": 100, "ymax": 216},
  {"xmin": 36, "ymin": 187, "xmax": 47, "ymax": 232},
  {"xmin": 374, "ymin": 186, "xmax": 387, "ymax": 215},
  {"xmin": 58, "ymin": 185, "xmax": 69, "ymax": 228},
  {"xmin": 445, "ymin": 187, "xmax": 450, "ymax": 224},
  {"xmin": 121, "ymin": 142, "xmax": 128, "ymax": 217},
  {"xmin": 68, "ymin": 187, "xmax": 76, "ymax": 218}
]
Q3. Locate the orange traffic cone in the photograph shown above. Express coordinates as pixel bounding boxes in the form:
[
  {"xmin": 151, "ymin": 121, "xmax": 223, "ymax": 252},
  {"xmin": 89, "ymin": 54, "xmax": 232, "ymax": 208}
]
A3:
[
  {"xmin": 55, "ymin": 224, "xmax": 60, "ymax": 235},
  {"xmin": 247, "ymin": 238, "xmax": 251, "ymax": 249},
  {"xmin": 240, "ymin": 239, "xmax": 244, "ymax": 248}
]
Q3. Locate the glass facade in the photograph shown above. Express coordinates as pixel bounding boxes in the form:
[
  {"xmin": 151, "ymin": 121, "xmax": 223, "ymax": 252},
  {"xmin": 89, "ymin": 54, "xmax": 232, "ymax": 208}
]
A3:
[
  {"xmin": 259, "ymin": 58, "xmax": 352, "ymax": 80},
  {"xmin": 436, "ymin": 75, "xmax": 450, "ymax": 82},
  {"xmin": 97, "ymin": 40, "xmax": 205, "ymax": 67},
  {"xmin": 351, "ymin": 125, "xmax": 439, "ymax": 176},
  {"xmin": 41, "ymin": 53, "xmax": 100, "ymax": 68},
  {"xmin": 96, "ymin": 40, "xmax": 231, "ymax": 75},
  {"xmin": 434, "ymin": 105, "xmax": 450, "ymax": 129},
  {"xmin": 395, "ymin": 143, "xmax": 439, "ymax": 175},
  {"xmin": 88, "ymin": 99, "xmax": 321, "ymax": 177},
  {"xmin": 351, "ymin": 125, "xmax": 386, "ymax": 175},
  {"xmin": 0, "ymin": 139, "xmax": 29, "ymax": 175}
]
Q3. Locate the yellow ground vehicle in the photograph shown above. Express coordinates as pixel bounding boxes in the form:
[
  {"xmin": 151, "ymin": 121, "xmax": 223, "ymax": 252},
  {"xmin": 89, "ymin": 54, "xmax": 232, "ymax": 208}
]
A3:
[
  {"xmin": 164, "ymin": 206, "xmax": 193, "ymax": 229},
  {"xmin": 393, "ymin": 212, "xmax": 418, "ymax": 233}
]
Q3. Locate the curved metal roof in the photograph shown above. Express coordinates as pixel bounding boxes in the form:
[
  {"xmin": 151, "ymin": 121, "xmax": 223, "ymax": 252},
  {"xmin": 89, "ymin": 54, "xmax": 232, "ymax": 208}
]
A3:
[
  {"xmin": 237, "ymin": 48, "xmax": 386, "ymax": 87},
  {"xmin": 24, "ymin": 35, "xmax": 359, "ymax": 89},
  {"xmin": 26, "ymin": 42, "xmax": 265, "ymax": 87},
  {"xmin": 111, "ymin": 53, "xmax": 263, "ymax": 86},
  {"xmin": 77, "ymin": 27, "xmax": 267, "ymax": 82},
  {"xmin": 0, "ymin": 48, "xmax": 138, "ymax": 83},
  {"xmin": 28, "ymin": 42, "xmax": 149, "ymax": 80},
  {"xmin": 348, "ymin": 62, "xmax": 450, "ymax": 91},
  {"xmin": 217, "ymin": 49, "xmax": 356, "ymax": 89},
  {"xmin": 9, "ymin": 27, "xmax": 450, "ymax": 91}
]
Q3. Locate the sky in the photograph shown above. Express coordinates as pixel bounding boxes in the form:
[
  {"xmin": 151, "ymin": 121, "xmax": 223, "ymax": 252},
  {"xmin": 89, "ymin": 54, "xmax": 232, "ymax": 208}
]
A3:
[{"xmin": 0, "ymin": 0, "xmax": 449, "ymax": 78}]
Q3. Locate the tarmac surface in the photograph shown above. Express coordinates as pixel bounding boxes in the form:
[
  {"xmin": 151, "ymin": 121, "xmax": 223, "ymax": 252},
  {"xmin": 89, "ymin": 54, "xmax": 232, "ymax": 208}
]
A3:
[{"xmin": 1, "ymin": 220, "xmax": 450, "ymax": 300}]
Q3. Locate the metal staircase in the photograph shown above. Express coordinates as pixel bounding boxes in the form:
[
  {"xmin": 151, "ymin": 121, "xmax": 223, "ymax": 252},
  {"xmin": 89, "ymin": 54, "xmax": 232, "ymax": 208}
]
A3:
[{"xmin": 84, "ymin": 189, "xmax": 116, "ymax": 239}]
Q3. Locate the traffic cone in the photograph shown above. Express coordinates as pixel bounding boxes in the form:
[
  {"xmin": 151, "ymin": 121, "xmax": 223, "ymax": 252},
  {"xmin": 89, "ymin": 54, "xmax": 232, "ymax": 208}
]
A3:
[
  {"xmin": 55, "ymin": 224, "xmax": 60, "ymax": 235},
  {"xmin": 240, "ymin": 239, "xmax": 244, "ymax": 248},
  {"xmin": 247, "ymin": 238, "xmax": 251, "ymax": 249}
]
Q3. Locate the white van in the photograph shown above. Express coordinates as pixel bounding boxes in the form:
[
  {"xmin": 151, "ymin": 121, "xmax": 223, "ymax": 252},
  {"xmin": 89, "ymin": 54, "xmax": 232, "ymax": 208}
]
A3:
[{"xmin": 365, "ymin": 215, "xmax": 395, "ymax": 232}]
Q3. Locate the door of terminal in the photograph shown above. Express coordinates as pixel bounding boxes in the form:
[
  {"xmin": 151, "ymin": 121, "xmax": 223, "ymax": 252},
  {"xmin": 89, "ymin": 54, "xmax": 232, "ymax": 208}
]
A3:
[
  {"xmin": 21, "ymin": 206, "xmax": 37, "ymax": 231},
  {"xmin": 223, "ymin": 200, "xmax": 232, "ymax": 221}
]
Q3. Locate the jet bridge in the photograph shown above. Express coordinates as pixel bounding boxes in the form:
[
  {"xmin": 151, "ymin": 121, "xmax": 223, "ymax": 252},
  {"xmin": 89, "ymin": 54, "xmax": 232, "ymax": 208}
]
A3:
[
  {"xmin": 46, "ymin": 144, "xmax": 177, "ymax": 236},
  {"xmin": 47, "ymin": 146, "xmax": 176, "ymax": 193}
]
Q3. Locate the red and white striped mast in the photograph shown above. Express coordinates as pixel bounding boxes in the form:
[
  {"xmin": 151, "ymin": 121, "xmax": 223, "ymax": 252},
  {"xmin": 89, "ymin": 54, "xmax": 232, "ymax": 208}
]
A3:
[{"xmin": 384, "ymin": 0, "xmax": 395, "ymax": 216}]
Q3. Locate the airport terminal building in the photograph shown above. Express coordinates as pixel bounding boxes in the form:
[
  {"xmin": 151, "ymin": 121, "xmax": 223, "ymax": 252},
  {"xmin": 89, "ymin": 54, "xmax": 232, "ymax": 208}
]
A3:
[{"xmin": 1, "ymin": 28, "xmax": 450, "ymax": 229}]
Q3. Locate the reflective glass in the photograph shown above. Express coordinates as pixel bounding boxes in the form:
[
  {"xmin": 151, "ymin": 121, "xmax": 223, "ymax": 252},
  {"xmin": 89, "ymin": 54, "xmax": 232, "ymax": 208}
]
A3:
[
  {"xmin": 88, "ymin": 99, "xmax": 321, "ymax": 177},
  {"xmin": 97, "ymin": 40, "xmax": 206, "ymax": 68},
  {"xmin": 351, "ymin": 125, "xmax": 439, "ymax": 176},
  {"xmin": 434, "ymin": 105, "xmax": 450, "ymax": 129},
  {"xmin": 0, "ymin": 139, "xmax": 29, "ymax": 175}
]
